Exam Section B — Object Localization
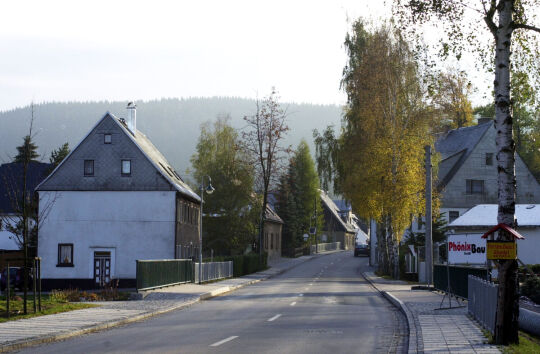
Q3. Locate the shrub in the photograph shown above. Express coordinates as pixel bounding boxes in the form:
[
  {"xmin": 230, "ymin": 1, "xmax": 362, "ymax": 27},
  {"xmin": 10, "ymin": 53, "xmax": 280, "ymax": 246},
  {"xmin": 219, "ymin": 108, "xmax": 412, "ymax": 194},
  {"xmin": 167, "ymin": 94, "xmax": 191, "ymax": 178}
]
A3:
[
  {"xmin": 211, "ymin": 252, "xmax": 267, "ymax": 277},
  {"xmin": 49, "ymin": 289, "xmax": 81, "ymax": 302},
  {"xmin": 522, "ymin": 277, "xmax": 540, "ymax": 304}
]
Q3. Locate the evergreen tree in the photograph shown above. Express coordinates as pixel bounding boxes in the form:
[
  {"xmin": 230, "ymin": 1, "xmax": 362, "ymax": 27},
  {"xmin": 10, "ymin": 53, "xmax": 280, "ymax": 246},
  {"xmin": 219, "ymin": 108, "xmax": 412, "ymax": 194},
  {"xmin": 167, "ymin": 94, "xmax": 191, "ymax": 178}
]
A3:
[
  {"xmin": 49, "ymin": 142, "xmax": 70, "ymax": 170},
  {"xmin": 276, "ymin": 140, "xmax": 323, "ymax": 251},
  {"xmin": 14, "ymin": 135, "xmax": 39, "ymax": 163}
]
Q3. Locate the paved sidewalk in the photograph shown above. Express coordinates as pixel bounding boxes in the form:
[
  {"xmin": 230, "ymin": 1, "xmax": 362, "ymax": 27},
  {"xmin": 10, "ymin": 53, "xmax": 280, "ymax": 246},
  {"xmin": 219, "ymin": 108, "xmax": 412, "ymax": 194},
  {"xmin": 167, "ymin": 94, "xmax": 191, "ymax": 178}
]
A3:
[
  {"xmin": 0, "ymin": 254, "xmax": 318, "ymax": 352},
  {"xmin": 363, "ymin": 271, "xmax": 500, "ymax": 354}
]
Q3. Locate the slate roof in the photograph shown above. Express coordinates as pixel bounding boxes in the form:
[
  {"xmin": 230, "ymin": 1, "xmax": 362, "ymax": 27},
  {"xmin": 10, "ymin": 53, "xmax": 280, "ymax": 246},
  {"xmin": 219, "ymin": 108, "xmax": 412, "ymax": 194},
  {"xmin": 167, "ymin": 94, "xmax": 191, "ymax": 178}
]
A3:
[
  {"xmin": 434, "ymin": 121, "xmax": 492, "ymax": 189},
  {"xmin": 320, "ymin": 190, "xmax": 357, "ymax": 233},
  {"xmin": 449, "ymin": 204, "xmax": 540, "ymax": 228},
  {"xmin": 36, "ymin": 113, "xmax": 200, "ymax": 202},
  {"xmin": 116, "ymin": 116, "xmax": 200, "ymax": 201},
  {"xmin": 264, "ymin": 204, "xmax": 283, "ymax": 224},
  {"xmin": 333, "ymin": 199, "xmax": 351, "ymax": 212},
  {"xmin": 0, "ymin": 162, "xmax": 51, "ymax": 214}
]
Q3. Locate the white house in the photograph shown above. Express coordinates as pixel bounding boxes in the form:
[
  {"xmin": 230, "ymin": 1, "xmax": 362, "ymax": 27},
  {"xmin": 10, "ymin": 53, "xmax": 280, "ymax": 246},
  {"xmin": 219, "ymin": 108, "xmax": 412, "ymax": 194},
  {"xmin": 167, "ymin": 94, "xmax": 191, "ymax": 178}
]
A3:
[
  {"xmin": 449, "ymin": 204, "xmax": 540, "ymax": 265},
  {"xmin": 36, "ymin": 106, "xmax": 201, "ymax": 289}
]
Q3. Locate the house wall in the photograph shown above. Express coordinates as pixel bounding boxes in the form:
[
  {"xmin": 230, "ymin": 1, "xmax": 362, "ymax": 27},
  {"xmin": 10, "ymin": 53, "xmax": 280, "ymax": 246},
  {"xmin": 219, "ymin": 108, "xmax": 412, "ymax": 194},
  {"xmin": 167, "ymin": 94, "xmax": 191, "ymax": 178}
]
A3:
[
  {"xmin": 175, "ymin": 194, "xmax": 200, "ymax": 258},
  {"xmin": 452, "ymin": 227, "xmax": 540, "ymax": 265},
  {"xmin": 263, "ymin": 221, "xmax": 282, "ymax": 259},
  {"xmin": 38, "ymin": 191, "xmax": 176, "ymax": 288},
  {"xmin": 441, "ymin": 125, "xmax": 540, "ymax": 208}
]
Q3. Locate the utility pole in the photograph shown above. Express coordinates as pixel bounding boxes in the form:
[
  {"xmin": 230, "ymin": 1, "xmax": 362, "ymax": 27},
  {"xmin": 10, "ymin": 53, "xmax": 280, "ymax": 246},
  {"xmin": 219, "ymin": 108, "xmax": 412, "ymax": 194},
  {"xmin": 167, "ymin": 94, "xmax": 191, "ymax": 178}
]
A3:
[{"xmin": 425, "ymin": 145, "xmax": 433, "ymax": 286}]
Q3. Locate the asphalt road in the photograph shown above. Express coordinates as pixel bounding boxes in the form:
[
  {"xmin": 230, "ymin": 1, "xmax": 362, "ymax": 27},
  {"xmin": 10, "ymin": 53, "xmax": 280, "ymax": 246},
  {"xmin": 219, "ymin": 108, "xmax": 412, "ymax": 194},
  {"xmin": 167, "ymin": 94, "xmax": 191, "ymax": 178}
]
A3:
[{"xmin": 19, "ymin": 252, "xmax": 407, "ymax": 354}]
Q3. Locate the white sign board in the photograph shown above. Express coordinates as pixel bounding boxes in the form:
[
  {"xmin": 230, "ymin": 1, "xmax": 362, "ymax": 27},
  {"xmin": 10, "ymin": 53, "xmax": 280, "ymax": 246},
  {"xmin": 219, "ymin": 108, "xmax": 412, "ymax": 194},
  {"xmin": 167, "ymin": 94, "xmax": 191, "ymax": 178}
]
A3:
[{"xmin": 448, "ymin": 234, "xmax": 486, "ymax": 264}]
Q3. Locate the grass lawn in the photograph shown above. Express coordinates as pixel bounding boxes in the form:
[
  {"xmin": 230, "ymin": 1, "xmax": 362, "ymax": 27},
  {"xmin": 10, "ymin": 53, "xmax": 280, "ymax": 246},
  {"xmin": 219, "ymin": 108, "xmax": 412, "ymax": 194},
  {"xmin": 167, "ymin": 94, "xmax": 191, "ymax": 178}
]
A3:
[
  {"xmin": 0, "ymin": 295, "xmax": 96, "ymax": 323},
  {"xmin": 501, "ymin": 331, "xmax": 540, "ymax": 354}
]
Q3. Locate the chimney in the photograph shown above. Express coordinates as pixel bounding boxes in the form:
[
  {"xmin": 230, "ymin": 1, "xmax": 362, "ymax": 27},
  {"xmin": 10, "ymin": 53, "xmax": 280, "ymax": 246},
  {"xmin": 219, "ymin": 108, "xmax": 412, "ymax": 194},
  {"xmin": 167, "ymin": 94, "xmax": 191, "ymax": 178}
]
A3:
[
  {"xmin": 126, "ymin": 102, "xmax": 137, "ymax": 134},
  {"xmin": 477, "ymin": 117, "xmax": 492, "ymax": 125}
]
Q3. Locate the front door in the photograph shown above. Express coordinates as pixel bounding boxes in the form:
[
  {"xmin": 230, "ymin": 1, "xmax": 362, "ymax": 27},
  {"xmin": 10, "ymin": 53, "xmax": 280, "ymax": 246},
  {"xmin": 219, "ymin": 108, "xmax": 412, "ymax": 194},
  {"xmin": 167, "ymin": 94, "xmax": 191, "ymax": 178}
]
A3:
[{"xmin": 94, "ymin": 251, "xmax": 111, "ymax": 287}]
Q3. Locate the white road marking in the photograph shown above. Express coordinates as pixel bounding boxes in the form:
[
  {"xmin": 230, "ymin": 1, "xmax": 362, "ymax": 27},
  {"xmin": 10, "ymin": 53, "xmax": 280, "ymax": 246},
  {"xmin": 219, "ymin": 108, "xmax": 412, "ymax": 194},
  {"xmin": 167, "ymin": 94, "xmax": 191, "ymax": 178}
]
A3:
[
  {"xmin": 309, "ymin": 283, "xmax": 313, "ymax": 286},
  {"xmin": 210, "ymin": 336, "xmax": 238, "ymax": 347},
  {"xmin": 268, "ymin": 314, "xmax": 282, "ymax": 322},
  {"xmin": 299, "ymin": 293, "xmax": 304, "ymax": 297},
  {"xmin": 290, "ymin": 302, "xmax": 297, "ymax": 306}
]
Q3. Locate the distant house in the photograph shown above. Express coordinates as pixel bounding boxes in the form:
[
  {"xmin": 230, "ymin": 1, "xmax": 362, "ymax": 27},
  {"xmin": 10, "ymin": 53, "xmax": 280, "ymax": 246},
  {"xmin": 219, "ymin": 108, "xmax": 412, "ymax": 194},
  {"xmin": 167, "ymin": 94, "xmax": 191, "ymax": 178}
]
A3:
[
  {"xmin": 263, "ymin": 204, "xmax": 283, "ymax": 260},
  {"xmin": 408, "ymin": 118, "xmax": 540, "ymax": 236},
  {"xmin": 0, "ymin": 161, "xmax": 51, "ymax": 252},
  {"xmin": 36, "ymin": 106, "xmax": 200, "ymax": 289},
  {"xmin": 435, "ymin": 118, "xmax": 540, "ymax": 222},
  {"xmin": 320, "ymin": 191, "xmax": 357, "ymax": 250},
  {"xmin": 449, "ymin": 204, "xmax": 540, "ymax": 265}
]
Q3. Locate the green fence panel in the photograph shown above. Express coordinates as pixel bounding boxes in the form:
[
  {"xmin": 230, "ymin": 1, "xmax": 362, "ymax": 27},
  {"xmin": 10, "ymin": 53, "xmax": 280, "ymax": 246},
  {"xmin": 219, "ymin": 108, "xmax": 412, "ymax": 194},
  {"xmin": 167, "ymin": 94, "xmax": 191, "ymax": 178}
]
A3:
[
  {"xmin": 434, "ymin": 265, "xmax": 488, "ymax": 298},
  {"xmin": 136, "ymin": 259, "xmax": 193, "ymax": 291}
]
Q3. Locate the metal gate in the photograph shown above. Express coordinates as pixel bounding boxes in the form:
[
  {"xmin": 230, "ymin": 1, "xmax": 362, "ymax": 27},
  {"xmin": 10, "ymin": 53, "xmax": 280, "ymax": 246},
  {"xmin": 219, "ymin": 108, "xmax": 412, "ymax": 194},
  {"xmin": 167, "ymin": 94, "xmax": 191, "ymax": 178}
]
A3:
[{"xmin": 94, "ymin": 251, "xmax": 111, "ymax": 287}]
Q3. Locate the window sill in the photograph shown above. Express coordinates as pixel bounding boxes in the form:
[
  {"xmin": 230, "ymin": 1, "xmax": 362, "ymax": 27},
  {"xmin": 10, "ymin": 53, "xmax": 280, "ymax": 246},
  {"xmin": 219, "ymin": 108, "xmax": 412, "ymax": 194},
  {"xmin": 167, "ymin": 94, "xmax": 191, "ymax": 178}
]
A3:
[{"xmin": 56, "ymin": 264, "xmax": 74, "ymax": 267}]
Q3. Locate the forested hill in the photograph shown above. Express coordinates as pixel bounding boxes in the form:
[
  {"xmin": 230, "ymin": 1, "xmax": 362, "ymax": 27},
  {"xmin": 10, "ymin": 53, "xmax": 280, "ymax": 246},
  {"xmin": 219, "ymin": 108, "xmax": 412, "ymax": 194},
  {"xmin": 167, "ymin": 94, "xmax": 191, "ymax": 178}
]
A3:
[{"xmin": 0, "ymin": 98, "xmax": 343, "ymax": 174}]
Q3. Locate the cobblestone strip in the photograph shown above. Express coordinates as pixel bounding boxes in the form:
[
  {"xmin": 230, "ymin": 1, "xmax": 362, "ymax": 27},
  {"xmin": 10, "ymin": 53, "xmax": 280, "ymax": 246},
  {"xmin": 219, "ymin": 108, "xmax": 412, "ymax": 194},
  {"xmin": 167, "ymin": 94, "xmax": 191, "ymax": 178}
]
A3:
[{"xmin": 419, "ymin": 315, "xmax": 500, "ymax": 354}]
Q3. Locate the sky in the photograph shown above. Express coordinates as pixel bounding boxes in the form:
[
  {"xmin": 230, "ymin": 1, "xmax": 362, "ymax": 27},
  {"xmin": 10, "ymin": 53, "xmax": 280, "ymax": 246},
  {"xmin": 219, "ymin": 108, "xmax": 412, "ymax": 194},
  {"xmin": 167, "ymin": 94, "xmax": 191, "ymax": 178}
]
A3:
[{"xmin": 0, "ymin": 0, "xmax": 493, "ymax": 112}]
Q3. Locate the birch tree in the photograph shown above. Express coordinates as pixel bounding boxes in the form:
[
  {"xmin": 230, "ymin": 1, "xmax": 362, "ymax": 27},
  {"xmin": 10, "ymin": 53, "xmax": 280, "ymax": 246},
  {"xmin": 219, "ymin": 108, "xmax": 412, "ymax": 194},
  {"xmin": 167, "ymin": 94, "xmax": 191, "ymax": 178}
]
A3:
[
  {"xmin": 394, "ymin": 0, "xmax": 540, "ymax": 344},
  {"xmin": 339, "ymin": 21, "xmax": 432, "ymax": 278},
  {"xmin": 393, "ymin": 0, "xmax": 540, "ymax": 344}
]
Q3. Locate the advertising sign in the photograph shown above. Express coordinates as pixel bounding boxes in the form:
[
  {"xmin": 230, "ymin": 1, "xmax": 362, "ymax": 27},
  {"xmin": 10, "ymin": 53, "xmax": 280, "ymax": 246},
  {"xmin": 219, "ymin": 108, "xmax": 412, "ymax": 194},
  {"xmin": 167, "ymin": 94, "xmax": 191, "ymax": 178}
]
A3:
[
  {"xmin": 487, "ymin": 241, "xmax": 517, "ymax": 260},
  {"xmin": 448, "ymin": 234, "xmax": 486, "ymax": 264}
]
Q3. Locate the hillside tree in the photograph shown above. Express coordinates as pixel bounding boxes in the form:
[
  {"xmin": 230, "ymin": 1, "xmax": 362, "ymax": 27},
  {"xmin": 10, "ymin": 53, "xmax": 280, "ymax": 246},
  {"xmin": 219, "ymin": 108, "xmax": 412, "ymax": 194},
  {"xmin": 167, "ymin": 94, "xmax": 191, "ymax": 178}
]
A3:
[{"xmin": 393, "ymin": 0, "xmax": 540, "ymax": 343}]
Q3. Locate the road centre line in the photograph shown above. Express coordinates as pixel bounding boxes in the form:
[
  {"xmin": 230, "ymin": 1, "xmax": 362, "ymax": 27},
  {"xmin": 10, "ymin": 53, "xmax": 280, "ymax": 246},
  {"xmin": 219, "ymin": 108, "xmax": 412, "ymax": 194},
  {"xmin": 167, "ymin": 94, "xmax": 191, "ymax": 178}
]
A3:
[
  {"xmin": 290, "ymin": 302, "xmax": 296, "ymax": 306},
  {"xmin": 210, "ymin": 336, "xmax": 238, "ymax": 347},
  {"xmin": 268, "ymin": 314, "xmax": 282, "ymax": 322}
]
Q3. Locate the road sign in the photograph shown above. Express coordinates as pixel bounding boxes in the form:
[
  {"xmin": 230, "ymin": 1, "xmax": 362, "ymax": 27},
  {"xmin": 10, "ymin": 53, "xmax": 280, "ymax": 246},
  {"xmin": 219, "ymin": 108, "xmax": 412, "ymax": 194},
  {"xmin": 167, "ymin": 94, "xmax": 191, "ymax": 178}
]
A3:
[
  {"xmin": 309, "ymin": 227, "xmax": 316, "ymax": 235},
  {"xmin": 487, "ymin": 241, "xmax": 516, "ymax": 260},
  {"xmin": 303, "ymin": 233, "xmax": 309, "ymax": 241}
]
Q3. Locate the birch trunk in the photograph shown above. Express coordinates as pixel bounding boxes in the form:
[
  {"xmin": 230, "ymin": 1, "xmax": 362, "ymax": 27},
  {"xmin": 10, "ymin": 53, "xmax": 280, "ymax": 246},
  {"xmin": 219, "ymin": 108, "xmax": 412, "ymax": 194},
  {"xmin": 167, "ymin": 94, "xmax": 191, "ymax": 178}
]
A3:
[{"xmin": 493, "ymin": 0, "xmax": 519, "ymax": 345}]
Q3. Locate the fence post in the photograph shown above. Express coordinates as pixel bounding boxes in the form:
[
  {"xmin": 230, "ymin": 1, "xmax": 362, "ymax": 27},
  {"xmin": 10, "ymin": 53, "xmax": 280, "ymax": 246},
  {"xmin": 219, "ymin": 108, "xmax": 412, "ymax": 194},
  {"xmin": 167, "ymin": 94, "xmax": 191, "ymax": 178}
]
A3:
[
  {"xmin": 37, "ymin": 257, "xmax": 41, "ymax": 312},
  {"xmin": 6, "ymin": 262, "xmax": 10, "ymax": 319}
]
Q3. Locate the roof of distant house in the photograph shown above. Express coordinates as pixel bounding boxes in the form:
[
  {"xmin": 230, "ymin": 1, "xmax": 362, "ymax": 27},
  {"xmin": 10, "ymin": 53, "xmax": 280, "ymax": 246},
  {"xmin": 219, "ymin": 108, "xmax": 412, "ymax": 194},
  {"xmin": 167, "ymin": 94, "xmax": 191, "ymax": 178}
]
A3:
[
  {"xmin": 449, "ymin": 204, "xmax": 540, "ymax": 228},
  {"xmin": 264, "ymin": 204, "xmax": 283, "ymax": 224},
  {"xmin": 0, "ymin": 161, "xmax": 51, "ymax": 214},
  {"xmin": 320, "ymin": 190, "xmax": 357, "ymax": 233},
  {"xmin": 435, "ymin": 121, "xmax": 492, "ymax": 189},
  {"xmin": 333, "ymin": 199, "xmax": 352, "ymax": 212}
]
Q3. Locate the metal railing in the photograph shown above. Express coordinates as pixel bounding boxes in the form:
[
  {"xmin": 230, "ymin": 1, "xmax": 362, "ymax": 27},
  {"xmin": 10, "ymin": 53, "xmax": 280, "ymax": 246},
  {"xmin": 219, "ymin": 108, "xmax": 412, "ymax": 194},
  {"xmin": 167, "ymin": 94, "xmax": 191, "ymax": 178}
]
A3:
[
  {"xmin": 311, "ymin": 242, "xmax": 342, "ymax": 254},
  {"xmin": 468, "ymin": 275, "xmax": 498, "ymax": 334},
  {"xmin": 136, "ymin": 259, "xmax": 193, "ymax": 291},
  {"xmin": 194, "ymin": 261, "xmax": 233, "ymax": 283}
]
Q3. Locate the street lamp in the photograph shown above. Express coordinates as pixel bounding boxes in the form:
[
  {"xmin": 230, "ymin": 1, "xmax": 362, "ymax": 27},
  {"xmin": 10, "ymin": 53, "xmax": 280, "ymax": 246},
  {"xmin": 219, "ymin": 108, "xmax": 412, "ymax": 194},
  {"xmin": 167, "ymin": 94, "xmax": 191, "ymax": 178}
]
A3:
[{"xmin": 199, "ymin": 175, "xmax": 215, "ymax": 284}]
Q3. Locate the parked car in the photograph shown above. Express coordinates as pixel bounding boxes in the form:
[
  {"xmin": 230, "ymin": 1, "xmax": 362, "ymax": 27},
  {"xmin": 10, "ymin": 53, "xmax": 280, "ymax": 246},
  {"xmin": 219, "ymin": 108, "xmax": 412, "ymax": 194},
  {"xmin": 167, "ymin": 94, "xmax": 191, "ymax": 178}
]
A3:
[
  {"xmin": 0, "ymin": 267, "xmax": 32, "ymax": 291},
  {"xmin": 354, "ymin": 242, "xmax": 370, "ymax": 257}
]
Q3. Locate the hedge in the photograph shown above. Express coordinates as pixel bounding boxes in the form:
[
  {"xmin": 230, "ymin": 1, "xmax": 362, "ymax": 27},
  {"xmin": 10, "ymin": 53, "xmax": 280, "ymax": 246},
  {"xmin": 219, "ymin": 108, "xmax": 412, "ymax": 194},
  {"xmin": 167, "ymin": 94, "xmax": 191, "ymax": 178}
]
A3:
[{"xmin": 209, "ymin": 253, "xmax": 268, "ymax": 277}]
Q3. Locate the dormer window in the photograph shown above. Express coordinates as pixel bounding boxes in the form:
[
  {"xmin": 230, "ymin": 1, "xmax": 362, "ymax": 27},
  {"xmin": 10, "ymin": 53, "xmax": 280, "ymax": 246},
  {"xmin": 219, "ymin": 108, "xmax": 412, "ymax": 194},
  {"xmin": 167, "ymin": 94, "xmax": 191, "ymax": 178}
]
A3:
[
  {"xmin": 104, "ymin": 134, "xmax": 112, "ymax": 144},
  {"xmin": 122, "ymin": 160, "xmax": 131, "ymax": 176}
]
